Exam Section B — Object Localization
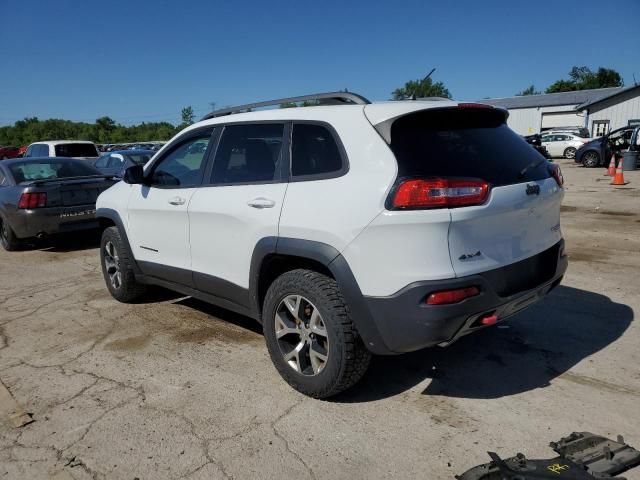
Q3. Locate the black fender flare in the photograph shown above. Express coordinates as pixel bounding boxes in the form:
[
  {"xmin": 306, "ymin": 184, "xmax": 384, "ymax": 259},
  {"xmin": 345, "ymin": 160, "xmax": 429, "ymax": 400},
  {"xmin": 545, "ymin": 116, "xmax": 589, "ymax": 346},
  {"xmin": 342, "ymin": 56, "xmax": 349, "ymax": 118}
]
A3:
[
  {"xmin": 249, "ymin": 237, "xmax": 392, "ymax": 354},
  {"xmin": 96, "ymin": 208, "xmax": 142, "ymax": 275}
]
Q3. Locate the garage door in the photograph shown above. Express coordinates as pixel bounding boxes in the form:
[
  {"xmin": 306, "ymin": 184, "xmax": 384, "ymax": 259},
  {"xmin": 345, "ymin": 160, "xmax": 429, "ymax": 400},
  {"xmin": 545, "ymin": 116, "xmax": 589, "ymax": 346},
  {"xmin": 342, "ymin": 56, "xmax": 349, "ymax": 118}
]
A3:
[{"xmin": 541, "ymin": 111, "xmax": 583, "ymax": 129}]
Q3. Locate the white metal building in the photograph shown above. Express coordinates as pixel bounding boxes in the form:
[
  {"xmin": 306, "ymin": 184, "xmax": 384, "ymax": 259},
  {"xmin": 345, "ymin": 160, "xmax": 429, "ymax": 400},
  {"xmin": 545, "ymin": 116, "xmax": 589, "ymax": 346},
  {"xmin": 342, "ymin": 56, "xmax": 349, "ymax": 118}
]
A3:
[{"xmin": 481, "ymin": 85, "xmax": 640, "ymax": 137}]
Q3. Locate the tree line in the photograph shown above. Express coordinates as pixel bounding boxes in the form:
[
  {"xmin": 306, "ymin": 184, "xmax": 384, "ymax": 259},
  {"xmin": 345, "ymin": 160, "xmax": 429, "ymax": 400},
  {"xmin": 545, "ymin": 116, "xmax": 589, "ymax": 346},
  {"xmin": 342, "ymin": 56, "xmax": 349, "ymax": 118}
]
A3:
[
  {"xmin": 392, "ymin": 65, "xmax": 624, "ymax": 99},
  {"xmin": 0, "ymin": 116, "xmax": 181, "ymax": 147},
  {"xmin": 516, "ymin": 66, "xmax": 623, "ymax": 96}
]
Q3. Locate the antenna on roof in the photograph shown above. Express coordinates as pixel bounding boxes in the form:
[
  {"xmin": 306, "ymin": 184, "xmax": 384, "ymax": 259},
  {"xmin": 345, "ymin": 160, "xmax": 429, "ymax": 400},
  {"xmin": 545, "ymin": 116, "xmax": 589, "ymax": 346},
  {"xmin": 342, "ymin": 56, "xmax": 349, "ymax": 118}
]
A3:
[
  {"xmin": 409, "ymin": 68, "xmax": 436, "ymax": 100},
  {"xmin": 633, "ymin": 73, "xmax": 637, "ymax": 86}
]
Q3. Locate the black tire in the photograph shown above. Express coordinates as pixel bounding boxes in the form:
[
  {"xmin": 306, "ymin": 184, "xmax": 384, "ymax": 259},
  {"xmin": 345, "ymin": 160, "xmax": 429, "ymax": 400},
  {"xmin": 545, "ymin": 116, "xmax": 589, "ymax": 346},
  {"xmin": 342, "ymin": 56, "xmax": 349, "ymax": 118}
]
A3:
[
  {"xmin": 563, "ymin": 147, "xmax": 576, "ymax": 159},
  {"xmin": 582, "ymin": 151, "xmax": 600, "ymax": 168},
  {"xmin": 0, "ymin": 215, "xmax": 22, "ymax": 251},
  {"xmin": 100, "ymin": 226, "xmax": 147, "ymax": 302},
  {"xmin": 263, "ymin": 269, "xmax": 371, "ymax": 398}
]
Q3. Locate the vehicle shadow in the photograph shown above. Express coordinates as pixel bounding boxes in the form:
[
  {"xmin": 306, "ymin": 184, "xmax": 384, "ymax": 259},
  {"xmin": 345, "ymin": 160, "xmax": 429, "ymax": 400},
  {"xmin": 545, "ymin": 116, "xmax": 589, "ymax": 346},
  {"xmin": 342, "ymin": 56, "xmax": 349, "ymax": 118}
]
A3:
[
  {"xmin": 31, "ymin": 230, "xmax": 101, "ymax": 252},
  {"xmin": 333, "ymin": 285, "xmax": 633, "ymax": 403},
  {"xmin": 173, "ymin": 297, "xmax": 264, "ymax": 335}
]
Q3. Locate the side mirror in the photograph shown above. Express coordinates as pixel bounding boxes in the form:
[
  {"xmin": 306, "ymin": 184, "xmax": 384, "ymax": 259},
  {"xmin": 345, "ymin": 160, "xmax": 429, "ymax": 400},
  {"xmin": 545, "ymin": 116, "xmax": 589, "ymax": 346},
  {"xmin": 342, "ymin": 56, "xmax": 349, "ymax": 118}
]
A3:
[{"xmin": 123, "ymin": 165, "xmax": 145, "ymax": 184}]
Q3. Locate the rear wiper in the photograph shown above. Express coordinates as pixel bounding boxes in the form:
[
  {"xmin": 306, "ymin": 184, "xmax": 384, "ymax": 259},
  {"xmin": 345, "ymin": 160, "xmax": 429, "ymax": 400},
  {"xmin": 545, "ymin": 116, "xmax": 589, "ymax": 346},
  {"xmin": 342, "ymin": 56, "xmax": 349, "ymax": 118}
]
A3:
[{"xmin": 518, "ymin": 159, "xmax": 547, "ymax": 179}]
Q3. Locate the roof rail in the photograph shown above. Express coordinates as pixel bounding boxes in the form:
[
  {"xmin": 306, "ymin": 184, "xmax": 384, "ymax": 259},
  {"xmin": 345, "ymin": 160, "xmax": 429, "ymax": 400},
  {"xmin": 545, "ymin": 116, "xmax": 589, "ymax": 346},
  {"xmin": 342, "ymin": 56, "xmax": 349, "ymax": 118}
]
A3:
[
  {"xmin": 413, "ymin": 97, "xmax": 452, "ymax": 101},
  {"xmin": 200, "ymin": 91, "xmax": 371, "ymax": 120}
]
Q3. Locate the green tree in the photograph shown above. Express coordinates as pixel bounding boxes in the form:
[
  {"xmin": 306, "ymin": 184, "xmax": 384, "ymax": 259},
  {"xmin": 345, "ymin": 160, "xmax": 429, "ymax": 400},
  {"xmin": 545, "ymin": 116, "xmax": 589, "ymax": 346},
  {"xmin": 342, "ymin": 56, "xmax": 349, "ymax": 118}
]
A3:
[
  {"xmin": 545, "ymin": 66, "xmax": 624, "ymax": 93},
  {"xmin": 516, "ymin": 85, "xmax": 540, "ymax": 96},
  {"xmin": 392, "ymin": 77, "xmax": 452, "ymax": 100},
  {"xmin": 181, "ymin": 106, "xmax": 195, "ymax": 125}
]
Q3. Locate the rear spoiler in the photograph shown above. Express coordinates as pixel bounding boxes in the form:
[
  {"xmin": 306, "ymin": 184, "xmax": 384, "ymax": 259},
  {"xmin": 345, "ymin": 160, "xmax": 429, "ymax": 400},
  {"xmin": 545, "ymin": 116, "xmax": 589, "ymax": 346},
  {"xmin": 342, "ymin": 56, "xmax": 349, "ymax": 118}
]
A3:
[
  {"xmin": 23, "ymin": 175, "xmax": 118, "ymax": 186},
  {"xmin": 365, "ymin": 103, "xmax": 509, "ymax": 144}
]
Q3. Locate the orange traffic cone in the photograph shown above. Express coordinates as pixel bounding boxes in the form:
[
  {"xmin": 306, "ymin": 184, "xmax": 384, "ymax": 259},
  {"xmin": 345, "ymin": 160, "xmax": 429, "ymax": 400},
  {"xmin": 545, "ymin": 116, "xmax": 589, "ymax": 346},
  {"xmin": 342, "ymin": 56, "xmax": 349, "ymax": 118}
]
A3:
[
  {"xmin": 611, "ymin": 159, "xmax": 627, "ymax": 185},
  {"xmin": 606, "ymin": 154, "xmax": 616, "ymax": 176}
]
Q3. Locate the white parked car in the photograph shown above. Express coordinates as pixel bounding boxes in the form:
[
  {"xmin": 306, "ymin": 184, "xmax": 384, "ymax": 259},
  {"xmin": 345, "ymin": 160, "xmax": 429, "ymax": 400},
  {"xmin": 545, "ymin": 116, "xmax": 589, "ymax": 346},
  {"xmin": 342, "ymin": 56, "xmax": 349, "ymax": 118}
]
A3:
[
  {"xmin": 96, "ymin": 92, "xmax": 568, "ymax": 398},
  {"xmin": 540, "ymin": 133, "xmax": 589, "ymax": 159},
  {"xmin": 24, "ymin": 140, "xmax": 100, "ymax": 160}
]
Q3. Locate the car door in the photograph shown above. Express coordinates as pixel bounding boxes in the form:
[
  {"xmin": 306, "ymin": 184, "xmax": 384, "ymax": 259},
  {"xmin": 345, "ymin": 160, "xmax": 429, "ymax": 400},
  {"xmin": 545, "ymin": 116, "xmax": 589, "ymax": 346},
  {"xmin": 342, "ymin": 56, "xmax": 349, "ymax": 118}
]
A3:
[
  {"xmin": 126, "ymin": 128, "xmax": 215, "ymax": 284},
  {"xmin": 188, "ymin": 123, "xmax": 289, "ymax": 307},
  {"xmin": 541, "ymin": 135, "xmax": 556, "ymax": 156}
]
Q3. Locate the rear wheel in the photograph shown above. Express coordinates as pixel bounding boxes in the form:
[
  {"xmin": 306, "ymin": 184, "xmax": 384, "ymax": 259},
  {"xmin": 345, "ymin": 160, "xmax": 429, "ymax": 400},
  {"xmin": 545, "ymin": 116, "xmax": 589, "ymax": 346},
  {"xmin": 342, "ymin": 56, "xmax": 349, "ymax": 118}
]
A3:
[
  {"xmin": 563, "ymin": 147, "xmax": 577, "ymax": 159},
  {"xmin": 100, "ymin": 226, "xmax": 147, "ymax": 302},
  {"xmin": 263, "ymin": 269, "xmax": 371, "ymax": 398},
  {"xmin": 582, "ymin": 151, "xmax": 600, "ymax": 168},
  {"xmin": 0, "ymin": 216, "xmax": 21, "ymax": 251}
]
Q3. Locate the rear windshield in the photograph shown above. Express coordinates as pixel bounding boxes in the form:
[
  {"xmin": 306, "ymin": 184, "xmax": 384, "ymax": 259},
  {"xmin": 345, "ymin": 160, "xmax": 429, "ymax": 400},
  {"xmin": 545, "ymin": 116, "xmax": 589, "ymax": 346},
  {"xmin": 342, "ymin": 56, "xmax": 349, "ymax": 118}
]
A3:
[
  {"xmin": 389, "ymin": 108, "xmax": 550, "ymax": 186},
  {"xmin": 54, "ymin": 143, "xmax": 99, "ymax": 158},
  {"xmin": 9, "ymin": 160, "xmax": 100, "ymax": 183}
]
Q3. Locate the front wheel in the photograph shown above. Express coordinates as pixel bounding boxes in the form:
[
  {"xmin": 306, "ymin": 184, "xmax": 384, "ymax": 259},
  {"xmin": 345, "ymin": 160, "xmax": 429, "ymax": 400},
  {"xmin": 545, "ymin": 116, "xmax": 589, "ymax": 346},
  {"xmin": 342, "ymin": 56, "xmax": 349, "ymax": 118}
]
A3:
[
  {"xmin": 263, "ymin": 269, "xmax": 371, "ymax": 398},
  {"xmin": 100, "ymin": 226, "xmax": 148, "ymax": 302},
  {"xmin": 0, "ymin": 216, "xmax": 22, "ymax": 251},
  {"xmin": 582, "ymin": 151, "xmax": 600, "ymax": 168},
  {"xmin": 563, "ymin": 147, "xmax": 577, "ymax": 159}
]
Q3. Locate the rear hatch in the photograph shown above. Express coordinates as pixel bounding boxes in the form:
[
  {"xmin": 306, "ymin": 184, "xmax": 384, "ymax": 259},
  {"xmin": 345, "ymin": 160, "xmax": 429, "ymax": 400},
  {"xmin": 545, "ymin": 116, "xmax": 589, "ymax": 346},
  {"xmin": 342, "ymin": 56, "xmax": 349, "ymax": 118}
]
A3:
[{"xmin": 371, "ymin": 104, "xmax": 563, "ymax": 281}]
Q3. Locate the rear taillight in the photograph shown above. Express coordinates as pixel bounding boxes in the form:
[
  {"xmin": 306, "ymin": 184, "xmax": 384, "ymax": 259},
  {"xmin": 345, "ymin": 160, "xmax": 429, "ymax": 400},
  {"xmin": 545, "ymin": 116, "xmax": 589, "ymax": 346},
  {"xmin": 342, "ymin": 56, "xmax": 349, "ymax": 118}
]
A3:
[
  {"xmin": 425, "ymin": 286, "xmax": 480, "ymax": 305},
  {"xmin": 548, "ymin": 164, "xmax": 564, "ymax": 187},
  {"xmin": 391, "ymin": 178, "xmax": 490, "ymax": 209},
  {"xmin": 18, "ymin": 192, "xmax": 47, "ymax": 209}
]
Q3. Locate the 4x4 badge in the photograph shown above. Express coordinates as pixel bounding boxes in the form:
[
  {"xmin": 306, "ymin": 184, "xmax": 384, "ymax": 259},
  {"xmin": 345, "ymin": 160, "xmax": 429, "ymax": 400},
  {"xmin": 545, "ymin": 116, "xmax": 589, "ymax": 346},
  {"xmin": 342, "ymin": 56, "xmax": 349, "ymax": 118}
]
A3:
[{"xmin": 526, "ymin": 184, "xmax": 540, "ymax": 195}]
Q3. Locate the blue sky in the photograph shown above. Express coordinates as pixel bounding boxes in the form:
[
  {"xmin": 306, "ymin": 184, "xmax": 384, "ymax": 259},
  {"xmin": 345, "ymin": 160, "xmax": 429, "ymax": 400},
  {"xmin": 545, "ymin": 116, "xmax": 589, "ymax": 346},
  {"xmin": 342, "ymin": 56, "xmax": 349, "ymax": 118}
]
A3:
[{"xmin": 1, "ymin": 0, "xmax": 639, "ymax": 126}]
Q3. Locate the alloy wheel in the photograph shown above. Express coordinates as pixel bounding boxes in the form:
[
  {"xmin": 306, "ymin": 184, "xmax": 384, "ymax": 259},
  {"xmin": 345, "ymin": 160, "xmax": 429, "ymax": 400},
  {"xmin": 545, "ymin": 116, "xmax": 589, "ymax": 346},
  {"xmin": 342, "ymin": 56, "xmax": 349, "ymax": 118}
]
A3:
[
  {"xmin": 583, "ymin": 151, "xmax": 599, "ymax": 167},
  {"xmin": 275, "ymin": 295, "xmax": 329, "ymax": 376},
  {"xmin": 0, "ymin": 220, "xmax": 7, "ymax": 244},
  {"xmin": 103, "ymin": 241, "xmax": 122, "ymax": 290},
  {"xmin": 565, "ymin": 148, "xmax": 576, "ymax": 159}
]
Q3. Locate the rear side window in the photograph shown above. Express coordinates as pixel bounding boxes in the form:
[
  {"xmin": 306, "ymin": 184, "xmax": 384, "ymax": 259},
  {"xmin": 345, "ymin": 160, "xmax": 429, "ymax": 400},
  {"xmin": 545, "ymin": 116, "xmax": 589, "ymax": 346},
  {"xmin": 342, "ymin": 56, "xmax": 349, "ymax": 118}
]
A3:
[
  {"xmin": 390, "ymin": 108, "xmax": 550, "ymax": 186},
  {"xmin": 210, "ymin": 124, "xmax": 284, "ymax": 184},
  {"xmin": 291, "ymin": 123, "xmax": 344, "ymax": 178},
  {"xmin": 29, "ymin": 144, "xmax": 49, "ymax": 157},
  {"xmin": 54, "ymin": 143, "xmax": 99, "ymax": 158}
]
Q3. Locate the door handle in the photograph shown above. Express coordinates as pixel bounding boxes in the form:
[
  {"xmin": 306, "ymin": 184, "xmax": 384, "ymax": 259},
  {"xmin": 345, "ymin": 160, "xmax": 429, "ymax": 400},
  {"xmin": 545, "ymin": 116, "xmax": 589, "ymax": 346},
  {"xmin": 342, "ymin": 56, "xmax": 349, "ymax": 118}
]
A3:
[
  {"xmin": 247, "ymin": 197, "xmax": 276, "ymax": 209},
  {"xmin": 168, "ymin": 196, "xmax": 186, "ymax": 206}
]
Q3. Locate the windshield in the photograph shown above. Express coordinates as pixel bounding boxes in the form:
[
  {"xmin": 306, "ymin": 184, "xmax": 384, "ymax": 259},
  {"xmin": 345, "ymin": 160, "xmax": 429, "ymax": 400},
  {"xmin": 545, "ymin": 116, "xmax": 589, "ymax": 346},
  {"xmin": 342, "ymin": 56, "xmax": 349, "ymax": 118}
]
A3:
[
  {"xmin": 9, "ymin": 160, "xmax": 101, "ymax": 183},
  {"xmin": 54, "ymin": 143, "xmax": 99, "ymax": 158},
  {"xmin": 390, "ymin": 108, "xmax": 550, "ymax": 186},
  {"xmin": 125, "ymin": 153, "xmax": 152, "ymax": 165}
]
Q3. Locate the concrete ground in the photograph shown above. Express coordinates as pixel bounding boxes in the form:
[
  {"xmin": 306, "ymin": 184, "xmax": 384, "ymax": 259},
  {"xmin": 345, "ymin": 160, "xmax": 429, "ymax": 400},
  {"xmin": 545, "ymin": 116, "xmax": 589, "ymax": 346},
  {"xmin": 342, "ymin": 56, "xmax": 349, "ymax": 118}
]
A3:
[{"xmin": 1, "ymin": 159, "xmax": 639, "ymax": 480}]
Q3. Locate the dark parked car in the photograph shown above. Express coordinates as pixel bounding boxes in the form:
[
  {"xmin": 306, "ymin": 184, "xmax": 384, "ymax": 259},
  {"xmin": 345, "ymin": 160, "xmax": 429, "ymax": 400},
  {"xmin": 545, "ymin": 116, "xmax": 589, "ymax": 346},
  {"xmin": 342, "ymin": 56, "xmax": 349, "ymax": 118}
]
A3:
[
  {"xmin": 0, "ymin": 146, "xmax": 22, "ymax": 160},
  {"xmin": 523, "ymin": 134, "xmax": 552, "ymax": 159},
  {"xmin": 0, "ymin": 157, "xmax": 117, "ymax": 250},
  {"xmin": 92, "ymin": 150, "xmax": 153, "ymax": 177},
  {"xmin": 575, "ymin": 126, "xmax": 639, "ymax": 167}
]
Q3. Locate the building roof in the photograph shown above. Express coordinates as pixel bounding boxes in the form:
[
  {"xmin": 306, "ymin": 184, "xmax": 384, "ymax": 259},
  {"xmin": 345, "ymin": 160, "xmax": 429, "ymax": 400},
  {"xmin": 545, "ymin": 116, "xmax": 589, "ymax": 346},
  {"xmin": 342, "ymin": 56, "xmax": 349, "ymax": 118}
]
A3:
[
  {"xmin": 577, "ymin": 83, "xmax": 640, "ymax": 109},
  {"xmin": 479, "ymin": 87, "xmax": 625, "ymax": 110}
]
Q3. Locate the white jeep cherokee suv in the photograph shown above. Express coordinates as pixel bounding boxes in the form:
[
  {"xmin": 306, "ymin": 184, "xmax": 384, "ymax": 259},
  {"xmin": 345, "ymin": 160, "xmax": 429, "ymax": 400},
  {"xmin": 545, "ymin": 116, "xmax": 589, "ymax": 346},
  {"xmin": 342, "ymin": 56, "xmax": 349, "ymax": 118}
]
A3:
[{"xmin": 96, "ymin": 92, "xmax": 567, "ymax": 398}]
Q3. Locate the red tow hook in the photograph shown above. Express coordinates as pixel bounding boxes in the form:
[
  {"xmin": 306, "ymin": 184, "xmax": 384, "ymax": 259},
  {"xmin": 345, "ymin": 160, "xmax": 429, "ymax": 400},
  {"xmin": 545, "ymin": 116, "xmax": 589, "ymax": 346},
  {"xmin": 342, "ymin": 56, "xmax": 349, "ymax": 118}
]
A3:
[{"xmin": 480, "ymin": 314, "xmax": 499, "ymax": 326}]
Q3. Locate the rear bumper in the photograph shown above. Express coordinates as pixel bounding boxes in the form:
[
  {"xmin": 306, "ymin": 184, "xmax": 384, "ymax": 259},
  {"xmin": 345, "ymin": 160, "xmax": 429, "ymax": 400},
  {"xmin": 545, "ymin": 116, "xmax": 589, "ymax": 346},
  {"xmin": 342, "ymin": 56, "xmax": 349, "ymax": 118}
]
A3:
[
  {"xmin": 8, "ymin": 205, "xmax": 99, "ymax": 238},
  {"xmin": 363, "ymin": 240, "xmax": 568, "ymax": 354}
]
